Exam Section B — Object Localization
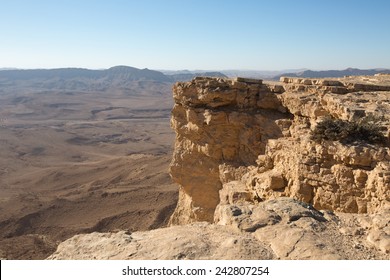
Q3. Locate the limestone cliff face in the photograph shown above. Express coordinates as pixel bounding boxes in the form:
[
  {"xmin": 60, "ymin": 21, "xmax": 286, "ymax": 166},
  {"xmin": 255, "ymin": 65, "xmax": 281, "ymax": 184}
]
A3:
[
  {"xmin": 170, "ymin": 75, "xmax": 390, "ymax": 224},
  {"xmin": 169, "ymin": 77, "xmax": 291, "ymax": 223}
]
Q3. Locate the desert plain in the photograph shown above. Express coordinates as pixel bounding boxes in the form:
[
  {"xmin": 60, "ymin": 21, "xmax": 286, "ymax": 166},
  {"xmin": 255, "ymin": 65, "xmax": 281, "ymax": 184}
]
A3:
[{"xmin": 0, "ymin": 71, "xmax": 178, "ymax": 259}]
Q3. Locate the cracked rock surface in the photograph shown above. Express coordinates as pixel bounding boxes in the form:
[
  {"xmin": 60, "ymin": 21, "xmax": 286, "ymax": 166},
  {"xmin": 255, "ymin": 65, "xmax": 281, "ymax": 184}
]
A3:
[{"xmin": 49, "ymin": 198, "xmax": 389, "ymax": 260}]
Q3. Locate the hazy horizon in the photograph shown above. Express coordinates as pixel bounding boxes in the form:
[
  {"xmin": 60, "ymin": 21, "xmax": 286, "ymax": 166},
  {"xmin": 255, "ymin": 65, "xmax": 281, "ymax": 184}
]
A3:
[
  {"xmin": 1, "ymin": 0, "xmax": 390, "ymax": 70},
  {"xmin": 1, "ymin": 66, "xmax": 389, "ymax": 72}
]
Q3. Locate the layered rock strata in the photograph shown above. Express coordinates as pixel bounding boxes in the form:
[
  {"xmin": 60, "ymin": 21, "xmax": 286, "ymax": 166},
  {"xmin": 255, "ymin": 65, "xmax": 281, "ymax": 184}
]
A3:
[
  {"xmin": 170, "ymin": 75, "xmax": 390, "ymax": 224},
  {"xmin": 169, "ymin": 77, "xmax": 291, "ymax": 223}
]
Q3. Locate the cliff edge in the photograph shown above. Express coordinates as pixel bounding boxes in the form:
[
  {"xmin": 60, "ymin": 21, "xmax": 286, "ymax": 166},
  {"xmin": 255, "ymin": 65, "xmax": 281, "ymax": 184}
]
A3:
[
  {"xmin": 170, "ymin": 75, "xmax": 390, "ymax": 224},
  {"xmin": 49, "ymin": 74, "xmax": 390, "ymax": 260}
]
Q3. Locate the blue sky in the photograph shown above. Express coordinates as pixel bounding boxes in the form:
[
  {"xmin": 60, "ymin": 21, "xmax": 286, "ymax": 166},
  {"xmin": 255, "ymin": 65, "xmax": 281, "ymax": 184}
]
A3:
[{"xmin": 1, "ymin": 0, "xmax": 389, "ymax": 70}]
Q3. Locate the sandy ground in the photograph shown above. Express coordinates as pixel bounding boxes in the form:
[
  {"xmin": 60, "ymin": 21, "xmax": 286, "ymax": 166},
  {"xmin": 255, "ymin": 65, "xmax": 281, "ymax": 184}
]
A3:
[{"xmin": 0, "ymin": 84, "xmax": 178, "ymax": 259}]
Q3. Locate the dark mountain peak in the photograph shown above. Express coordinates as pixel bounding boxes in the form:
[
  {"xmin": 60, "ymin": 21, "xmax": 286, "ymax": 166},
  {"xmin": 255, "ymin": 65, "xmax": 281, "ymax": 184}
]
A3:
[
  {"xmin": 107, "ymin": 65, "xmax": 139, "ymax": 72},
  {"xmin": 104, "ymin": 65, "xmax": 171, "ymax": 82}
]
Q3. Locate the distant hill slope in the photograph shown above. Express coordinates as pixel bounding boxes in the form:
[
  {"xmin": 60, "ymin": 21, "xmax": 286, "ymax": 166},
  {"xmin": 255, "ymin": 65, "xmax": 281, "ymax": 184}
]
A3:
[
  {"xmin": 274, "ymin": 68, "xmax": 390, "ymax": 80},
  {"xmin": 0, "ymin": 66, "xmax": 229, "ymax": 91},
  {"xmin": 0, "ymin": 66, "xmax": 180, "ymax": 91},
  {"xmin": 0, "ymin": 66, "xmax": 171, "ymax": 82},
  {"xmin": 105, "ymin": 66, "xmax": 171, "ymax": 82},
  {"xmin": 4, "ymin": 66, "xmax": 389, "ymax": 87}
]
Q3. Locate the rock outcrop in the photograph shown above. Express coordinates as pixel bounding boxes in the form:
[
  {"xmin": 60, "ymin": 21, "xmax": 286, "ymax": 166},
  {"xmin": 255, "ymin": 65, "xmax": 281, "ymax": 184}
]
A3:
[
  {"xmin": 48, "ymin": 222, "xmax": 275, "ymax": 260},
  {"xmin": 169, "ymin": 77, "xmax": 291, "ymax": 223},
  {"xmin": 48, "ymin": 198, "xmax": 389, "ymax": 260},
  {"xmin": 49, "ymin": 74, "xmax": 390, "ymax": 260},
  {"xmin": 170, "ymin": 75, "xmax": 390, "ymax": 224}
]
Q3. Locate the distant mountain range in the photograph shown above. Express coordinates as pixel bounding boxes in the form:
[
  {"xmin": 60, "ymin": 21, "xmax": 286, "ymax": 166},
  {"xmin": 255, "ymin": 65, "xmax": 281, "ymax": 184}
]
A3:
[
  {"xmin": 0, "ymin": 66, "xmax": 171, "ymax": 83},
  {"xmin": 0, "ymin": 66, "xmax": 227, "ymax": 85},
  {"xmin": 220, "ymin": 69, "xmax": 308, "ymax": 79},
  {"xmin": 164, "ymin": 68, "xmax": 390, "ymax": 80},
  {"xmin": 1, "ymin": 66, "xmax": 389, "ymax": 91},
  {"xmin": 272, "ymin": 68, "xmax": 390, "ymax": 80},
  {"xmin": 162, "ymin": 69, "xmax": 308, "ymax": 79}
]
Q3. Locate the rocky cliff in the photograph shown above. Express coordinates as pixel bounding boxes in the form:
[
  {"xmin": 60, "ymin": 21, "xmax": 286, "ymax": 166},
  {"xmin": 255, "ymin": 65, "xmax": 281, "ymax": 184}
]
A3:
[
  {"xmin": 170, "ymin": 75, "xmax": 390, "ymax": 224},
  {"xmin": 49, "ymin": 74, "xmax": 390, "ymax": 260},
  {"xmin": 169, "ymin": 77, "xmax": 289, "ymax": 223}
]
